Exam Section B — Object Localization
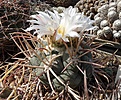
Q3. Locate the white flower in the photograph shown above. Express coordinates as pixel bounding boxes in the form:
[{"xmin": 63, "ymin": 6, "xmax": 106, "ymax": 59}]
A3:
[
  {"xmin": 26, "ymin": 10, "xmax": 60, "ymax": 38},
  {"xmin": 56, "ymin": 6, "xmax": 82, "ymax": 42},
  {"xmin": 26, "ymin": 6, "xmax": 95, "ymax": 42}
]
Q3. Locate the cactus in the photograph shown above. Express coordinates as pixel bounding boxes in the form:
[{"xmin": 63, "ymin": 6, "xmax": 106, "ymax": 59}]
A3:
[
  {"xmin": 29, "ymin": 41, "xmax": 93, "ymax": 91},
  {"xmin": 26, "ymin": 6, "xmax": 94, "ymax": 91}
]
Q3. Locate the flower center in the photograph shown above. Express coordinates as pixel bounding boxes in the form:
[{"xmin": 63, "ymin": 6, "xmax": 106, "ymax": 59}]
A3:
[{"xmin": 57, "ymin": 25, "xmax": 65, "ymax": 37}]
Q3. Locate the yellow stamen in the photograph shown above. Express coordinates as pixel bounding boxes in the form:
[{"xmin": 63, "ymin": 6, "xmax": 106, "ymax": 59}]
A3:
[{"xmin": 57, "ymin": 25, "xmax": 65, "ymax": 37}]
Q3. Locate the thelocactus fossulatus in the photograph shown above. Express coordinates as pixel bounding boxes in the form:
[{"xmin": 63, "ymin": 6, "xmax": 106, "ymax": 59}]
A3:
[{"xmin": 25, "ymin": 6, "xmax": 95, "ymax": 93}]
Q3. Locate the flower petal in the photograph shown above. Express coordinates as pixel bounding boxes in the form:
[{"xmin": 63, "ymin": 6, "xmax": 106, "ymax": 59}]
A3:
[{"xmin": 66, "ymin": 31, "xmax": 80, "ymax": 37}]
